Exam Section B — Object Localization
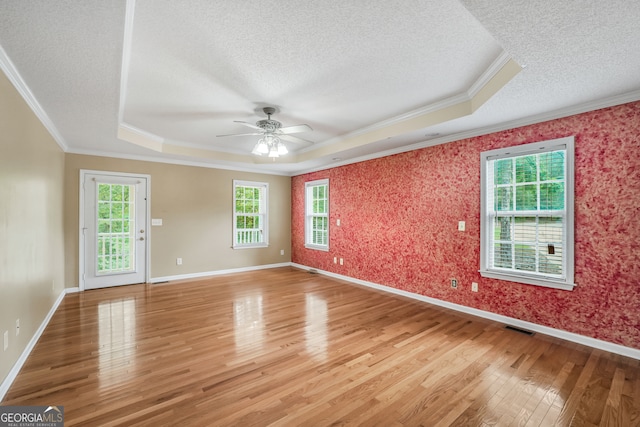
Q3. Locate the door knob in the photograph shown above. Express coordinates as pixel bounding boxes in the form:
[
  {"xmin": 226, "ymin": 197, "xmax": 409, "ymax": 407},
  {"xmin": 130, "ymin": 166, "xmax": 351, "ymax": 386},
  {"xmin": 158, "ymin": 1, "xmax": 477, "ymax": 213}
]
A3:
[{"xmin": 139, "ymin": 237, "xmax": 145, "ymax": 241}]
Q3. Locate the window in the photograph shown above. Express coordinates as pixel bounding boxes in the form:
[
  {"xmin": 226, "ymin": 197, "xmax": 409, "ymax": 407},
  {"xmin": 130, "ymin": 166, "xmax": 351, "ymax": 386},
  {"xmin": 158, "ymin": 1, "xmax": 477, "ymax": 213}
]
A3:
[
  {"xmin": 480, "ymin": 136, "xmax": 575, "ymax": 290},
  {"xmin": 233, "ymin": 180, "xmax": 268, "ymax": 248},
  {"xmin": 305, "ymin": 179, "xmax": 329, "ymax": 250}
]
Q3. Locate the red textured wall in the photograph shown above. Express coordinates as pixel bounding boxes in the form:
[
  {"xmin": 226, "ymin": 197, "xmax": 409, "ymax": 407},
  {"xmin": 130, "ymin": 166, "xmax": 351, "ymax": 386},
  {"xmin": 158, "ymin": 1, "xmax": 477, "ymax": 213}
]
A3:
[{"xmin": 291, "ymin": 101, "xmax": 640, "ymax": 349}]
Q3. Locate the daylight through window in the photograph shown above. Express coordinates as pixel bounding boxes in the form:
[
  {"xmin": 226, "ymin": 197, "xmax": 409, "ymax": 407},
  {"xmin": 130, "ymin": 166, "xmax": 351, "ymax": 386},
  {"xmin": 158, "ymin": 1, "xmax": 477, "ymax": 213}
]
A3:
[
  {"xmin": 233, "ymin": 180, "xmax": 268, "ymax": 248},
  {"xmin": 480, "ymin": 137, "xmax": 575, "ymax": 290},
  {"xmin": 305, "ymin": 179, "xmax": 329, "ymax": 250}
]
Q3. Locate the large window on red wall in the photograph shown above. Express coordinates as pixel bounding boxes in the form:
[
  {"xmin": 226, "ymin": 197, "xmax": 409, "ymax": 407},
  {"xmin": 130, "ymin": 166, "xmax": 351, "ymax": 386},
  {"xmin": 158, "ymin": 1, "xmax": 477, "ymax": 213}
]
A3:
[
  {"xmin": 305, "ymin": 179, "xmax": 329, "ymax": 251},
  {"xmin": 480, "ymin": 136, "xmax": 575, "ymax": 290}
]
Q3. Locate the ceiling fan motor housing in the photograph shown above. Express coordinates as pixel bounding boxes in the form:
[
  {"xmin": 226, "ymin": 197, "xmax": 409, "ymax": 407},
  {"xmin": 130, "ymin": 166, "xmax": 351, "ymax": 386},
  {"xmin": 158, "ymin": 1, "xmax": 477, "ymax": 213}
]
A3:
[
  {"xmin": 257, "ymin": 107, "xmax": 281, "ymax": 132},
  {"xmin": 256, "ymin": 119, "xmax": 281, "ymax": 132}
]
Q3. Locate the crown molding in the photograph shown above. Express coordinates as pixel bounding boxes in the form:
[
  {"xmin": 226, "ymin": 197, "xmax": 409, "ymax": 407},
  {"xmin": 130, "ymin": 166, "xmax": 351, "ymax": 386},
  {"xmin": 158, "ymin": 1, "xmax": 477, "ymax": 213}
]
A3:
[
  {"xmin": 292, "ymin": 89, "xmax": 640, "ymax": 176},
  {"xmin": 0, "ymin": 44, "xmax": 68, "ymax": 151}
]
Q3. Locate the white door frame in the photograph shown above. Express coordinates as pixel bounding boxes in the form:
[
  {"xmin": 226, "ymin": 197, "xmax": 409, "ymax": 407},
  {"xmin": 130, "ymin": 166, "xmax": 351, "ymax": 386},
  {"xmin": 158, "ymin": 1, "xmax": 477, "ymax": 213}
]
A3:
[{"xmin": 79, "ymin": 169, "xmax": 151, "ymax": 291}]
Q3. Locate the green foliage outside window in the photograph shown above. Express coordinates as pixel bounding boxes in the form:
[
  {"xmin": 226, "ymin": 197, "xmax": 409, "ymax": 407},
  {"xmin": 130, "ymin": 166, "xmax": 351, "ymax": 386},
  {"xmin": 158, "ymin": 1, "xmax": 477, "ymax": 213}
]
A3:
[
  {"xmin": 492, "ymin": 150, "xmax": 565, "ymax": 276},
  {"xmin": 96, "ymin": 183, "xmax": 135, "ymax": 273}
]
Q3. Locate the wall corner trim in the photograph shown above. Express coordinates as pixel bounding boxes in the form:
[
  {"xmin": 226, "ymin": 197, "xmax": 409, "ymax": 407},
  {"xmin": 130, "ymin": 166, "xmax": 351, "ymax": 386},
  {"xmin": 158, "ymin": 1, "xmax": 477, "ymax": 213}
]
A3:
[
  {"xmin": 290, "ymin": 263, "xmax": 640, "ymax": 361},
  {"xmin": 0, "ymin": 288, "xmax": 74, "ymax": 402}
]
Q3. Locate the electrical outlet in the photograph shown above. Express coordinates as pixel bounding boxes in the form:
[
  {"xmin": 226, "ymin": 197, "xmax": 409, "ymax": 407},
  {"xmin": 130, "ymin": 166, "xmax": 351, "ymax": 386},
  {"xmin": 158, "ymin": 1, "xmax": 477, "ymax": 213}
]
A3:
[
  {"xmin": 340, "ymin": 258, "xmax": 344, "ymax": 266},
  {"xmin": 16, "ymin": 319, "xmax": 20, "ymax": 336},
  {"xmin": 176, "ymin": 258, "xmax": 182, "ymax": 265},
  {"xmin": 451, "ymin": 279, "xmax": 458, "ymax": 289},
  {"xmin": 472, "ymin": 282, "xmax": 478, "ymax": 292},
  {"xmin": 458, "ymin": 221, "xmax": 466, "ymax": 231},
  {"xmin": 333, "ymin": 257, "xmax": 337, "ymax": 264},
  {"xmin": 280, "ymin": 249, "xmax": 285, "ymax": 255},
  {"xmin": 3, "ymin": 331, "xmax": 8, "ymax": 351}
]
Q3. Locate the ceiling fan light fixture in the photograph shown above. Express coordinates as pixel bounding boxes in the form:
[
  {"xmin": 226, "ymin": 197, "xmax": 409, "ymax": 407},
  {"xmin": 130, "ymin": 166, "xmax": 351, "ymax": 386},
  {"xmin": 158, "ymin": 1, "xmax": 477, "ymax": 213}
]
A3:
[
  {"xmin": 252, "ymin": 138, "xmax": 270, "ymax": 155},
  {"xmin": 268, "ymin": 145, "xmax": 280, "ymax": 158},
  {"xmin": 277, "ymin": 141, "xmax": 288, "ymax": 156},
  {"xmin": 221, "ymin": 107, "xmax": 312, "ymax": 158}
]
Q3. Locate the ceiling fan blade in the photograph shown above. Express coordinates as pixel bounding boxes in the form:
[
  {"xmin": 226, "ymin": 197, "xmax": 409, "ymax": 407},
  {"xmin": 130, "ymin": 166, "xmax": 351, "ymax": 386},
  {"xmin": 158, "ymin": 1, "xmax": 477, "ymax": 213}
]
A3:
[
  {"xmin": 280, "ymin": 134, "xmax": 314, "ymax": 145},
  {"xmin": 216, "ymin": 132, "xmax": 262, "ymax": 138},
  {"xmin": 279, "ymin": 124, "xmax": 313, "ymax": 134},
  {"xmin": 233, "ymin": 120, "xmax": 262, "ymax": 130}
]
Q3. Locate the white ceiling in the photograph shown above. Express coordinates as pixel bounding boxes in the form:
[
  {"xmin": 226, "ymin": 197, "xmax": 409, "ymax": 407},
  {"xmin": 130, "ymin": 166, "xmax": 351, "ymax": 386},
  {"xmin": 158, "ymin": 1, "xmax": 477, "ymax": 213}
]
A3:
[{"xmin": 1, "ymin": 0, "xmax": 639, "ymax": 175}]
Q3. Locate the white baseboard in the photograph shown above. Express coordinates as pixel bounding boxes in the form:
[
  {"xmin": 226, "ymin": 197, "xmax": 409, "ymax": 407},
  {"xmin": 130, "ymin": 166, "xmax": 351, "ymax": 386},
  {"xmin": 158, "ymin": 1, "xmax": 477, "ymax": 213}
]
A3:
[
  {"xmin": 150, "ymin": 262, "xmax": 291, "ymax": 284},
  {"xmin": 291, "ymin": 263, "xmax": 640, "ymax": 360},
  {"xmin": 0, "ymin": 287, "xmax": 74, "ymax": 402}
]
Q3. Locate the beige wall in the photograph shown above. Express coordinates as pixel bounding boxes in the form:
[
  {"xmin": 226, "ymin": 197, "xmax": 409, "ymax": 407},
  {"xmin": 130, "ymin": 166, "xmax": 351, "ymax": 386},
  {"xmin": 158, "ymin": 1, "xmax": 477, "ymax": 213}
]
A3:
[
  {"xmin": 64, "ymin": 155, "xmax": 292, "ymax": 286},
  {"xmin": 0, "ymin": 71, "xmax": 66, "ymax": 383}
]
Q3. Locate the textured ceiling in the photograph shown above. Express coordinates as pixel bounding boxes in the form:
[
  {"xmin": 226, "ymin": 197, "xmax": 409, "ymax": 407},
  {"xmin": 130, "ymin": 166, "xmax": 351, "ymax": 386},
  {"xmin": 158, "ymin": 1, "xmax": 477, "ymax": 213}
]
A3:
[{"xmin": 1, "ymin": 0, "xmax": 639, "ymax": 175}]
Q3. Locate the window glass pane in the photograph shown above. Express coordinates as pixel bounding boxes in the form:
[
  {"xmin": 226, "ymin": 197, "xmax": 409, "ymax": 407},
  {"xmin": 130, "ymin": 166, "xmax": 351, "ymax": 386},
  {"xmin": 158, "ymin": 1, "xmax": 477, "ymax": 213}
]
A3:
[
  {"xmin": 538, "ymin": 216, "xmax": 563, "ymax": 241},
  {"xmin": 493, "ymin": 243, "xmax": 512, "ymax": 268},
  {"xmin": 540, "ymin": 183, "xmax": 564, "ymax": 210},
  {"xmin": 515, "ymin": 184, "xmax": 537, "ymax": 210},
  {"xmin": 494, "ymin": 158, "xmax": 513, "ymax": 185},
  {"xmin": 539, "ymin": 151, "xmax": 565, "ymax": 181},
  {"xmin": 514, "ymin": 244, "xmax": 536, "ymax": 272},
  {"xmin": 513, "ymin": 217, "xmax": 536, "ymax": 242},
  {"xmin": 538, "ymin": 244, "xmax": 563, "ymax": 275},
  {"xmin": 515, "ymin": 155, "xmax": 537, "ymax": 183},
  {"xmin": 111, "ymin": 184, "xmax": 123, "ymax": 201},
  {"xmin": 493, "ymin": 216, "xmax": 513, "ymax": 241},
  {"xmin": 494, "ymin": 187, "xmax": 513, "ymax": 211}
]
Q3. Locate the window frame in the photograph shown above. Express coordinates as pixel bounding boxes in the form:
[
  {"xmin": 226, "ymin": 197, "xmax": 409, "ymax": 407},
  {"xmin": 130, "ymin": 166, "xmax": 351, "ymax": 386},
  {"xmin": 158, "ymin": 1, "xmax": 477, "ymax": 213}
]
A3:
[
  {"xmin": 480, "ymin": 136, "xmax": 575, "ymax": 290},
  {"xmin": 305, "ymin": 179, "xmax": 330, "ymax": 251},
  {"xmin": 232, "ymin": 180, "xmax": 269, "ymax": 249}
]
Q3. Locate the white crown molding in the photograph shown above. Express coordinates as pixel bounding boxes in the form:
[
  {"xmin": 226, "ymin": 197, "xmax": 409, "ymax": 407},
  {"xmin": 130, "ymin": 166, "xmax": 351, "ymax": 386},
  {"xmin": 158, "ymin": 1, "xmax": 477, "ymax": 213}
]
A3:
[
  {"xmin": 0, "ymin": 44, "xmax": 68, "ymax": 151},
  {"xmin": 65, "ymin": 147, "xmax": 292, "ymax": 176},
  {"xmin": 291, "ymin": 263, "xmax": 640, "ymax": 360},
  {"xmin": 292, "ymin": 89, "xmax": 640, "ymax": 176},
  {"xmin": 298, "ymin": 51, "xmax": 517, "ymax": 155},
  {"xmin": 467, "ymin": 51, "xmax": 514, "ymax": 98}
]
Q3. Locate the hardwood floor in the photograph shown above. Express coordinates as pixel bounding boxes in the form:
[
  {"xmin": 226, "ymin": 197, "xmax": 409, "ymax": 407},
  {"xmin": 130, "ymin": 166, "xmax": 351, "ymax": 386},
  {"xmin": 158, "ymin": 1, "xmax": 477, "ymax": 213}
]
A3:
[{"xmin": 3, "ymin": 267, "xmax": 639, "ymax": 426}]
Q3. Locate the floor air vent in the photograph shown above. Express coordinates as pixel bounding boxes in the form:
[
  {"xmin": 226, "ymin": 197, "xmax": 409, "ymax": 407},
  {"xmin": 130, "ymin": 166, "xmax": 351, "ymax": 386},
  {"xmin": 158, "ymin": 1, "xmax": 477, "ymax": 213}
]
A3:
[{"xmin": 505, "ymin": 325, "xmax": 535, "ymax": 336}]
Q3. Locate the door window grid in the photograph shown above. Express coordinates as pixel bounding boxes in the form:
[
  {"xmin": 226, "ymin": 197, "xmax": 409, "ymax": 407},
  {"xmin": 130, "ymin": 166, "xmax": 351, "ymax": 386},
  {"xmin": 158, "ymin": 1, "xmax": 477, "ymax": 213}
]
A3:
[{"xmin": 97, "ymin": 183, "xmax": 135, "ymax": 274}]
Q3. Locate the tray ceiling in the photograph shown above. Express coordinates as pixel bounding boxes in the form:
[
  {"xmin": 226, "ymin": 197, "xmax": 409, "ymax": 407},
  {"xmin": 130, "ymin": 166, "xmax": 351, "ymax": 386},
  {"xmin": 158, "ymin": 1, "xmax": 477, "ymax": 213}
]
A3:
[{"xmin": 1, "ymin": 0, "xmax": 639, "ymax": 175}]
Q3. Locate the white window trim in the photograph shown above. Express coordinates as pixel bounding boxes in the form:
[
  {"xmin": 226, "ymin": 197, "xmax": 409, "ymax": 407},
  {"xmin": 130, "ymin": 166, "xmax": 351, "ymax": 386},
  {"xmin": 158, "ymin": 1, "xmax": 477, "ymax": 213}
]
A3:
[
  {"xmin": 305, "ymin": 179, "xmax": 330, "ymax": 251},
  {"xmin": 480, "ymin": 136, "xmax": 575, "ymax": 291},
  {"xmin": 233, "ymin": 180, "xmax": 269, "ymax": 249}
]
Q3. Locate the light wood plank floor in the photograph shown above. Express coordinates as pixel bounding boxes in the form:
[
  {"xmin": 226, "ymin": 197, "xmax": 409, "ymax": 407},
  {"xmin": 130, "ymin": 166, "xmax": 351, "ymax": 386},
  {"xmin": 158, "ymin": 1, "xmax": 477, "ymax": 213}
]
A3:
[{"xmin": 3, "ymin": 267, "xmax": 640, "ymax": 426}]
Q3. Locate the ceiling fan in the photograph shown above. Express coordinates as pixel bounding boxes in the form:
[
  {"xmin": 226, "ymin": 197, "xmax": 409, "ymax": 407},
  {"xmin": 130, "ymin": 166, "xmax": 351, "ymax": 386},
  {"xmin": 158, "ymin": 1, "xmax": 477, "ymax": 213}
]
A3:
[{"xmin": 217, "ymin": 107, "xmax": 313, "ymax": 157}]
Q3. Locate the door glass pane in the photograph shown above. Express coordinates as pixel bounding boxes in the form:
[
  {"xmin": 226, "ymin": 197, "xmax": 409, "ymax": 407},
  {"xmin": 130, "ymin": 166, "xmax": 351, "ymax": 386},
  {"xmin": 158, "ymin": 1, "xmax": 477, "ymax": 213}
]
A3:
[{"xmin": 96, "ymin": 183, "xmax": 135, "ymax": 275}]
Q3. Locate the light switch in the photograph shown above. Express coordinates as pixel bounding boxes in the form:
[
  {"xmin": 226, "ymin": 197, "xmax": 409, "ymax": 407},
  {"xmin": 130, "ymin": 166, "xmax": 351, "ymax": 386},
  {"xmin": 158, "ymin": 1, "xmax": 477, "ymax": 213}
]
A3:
[{"xmin": 152, "ymin": 218, "xmax": 163, "ymax": 226}]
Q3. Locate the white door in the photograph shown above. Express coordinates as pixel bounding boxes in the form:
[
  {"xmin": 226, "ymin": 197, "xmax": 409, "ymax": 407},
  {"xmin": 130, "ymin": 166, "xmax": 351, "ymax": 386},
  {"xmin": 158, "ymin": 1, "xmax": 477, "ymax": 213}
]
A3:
[{"xmin": 81, "ymin": 171, "xmax": 149, "ymax": 290}]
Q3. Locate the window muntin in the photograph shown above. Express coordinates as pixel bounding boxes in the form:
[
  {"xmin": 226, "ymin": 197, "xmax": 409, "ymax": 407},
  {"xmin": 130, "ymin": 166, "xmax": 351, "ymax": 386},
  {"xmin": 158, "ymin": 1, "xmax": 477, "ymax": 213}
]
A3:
[
  {"xmin": 233, "ymin": 180, "xmax": 268, "ymax": 248},
  {"xmin": 305, "ymin": 179, "xmax": 329, "ymax": 250},
  {"xmin": 480, "ymin": 137, "xmax": 575, "ymax": 290}
]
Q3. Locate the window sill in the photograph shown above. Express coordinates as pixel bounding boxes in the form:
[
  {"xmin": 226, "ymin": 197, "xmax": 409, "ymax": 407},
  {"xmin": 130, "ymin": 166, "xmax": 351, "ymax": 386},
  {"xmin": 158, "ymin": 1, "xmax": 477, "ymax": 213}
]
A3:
[
  {"xmin": 233, "ymin": 243, "xmax": 268, "ymax": 250},
  {"xmin": 479, "ymin": 269, "xmax": 576, "ymax": 291},
  {"xmin": 304, "ymin": 244, "xmax": 329, "ymax": 252}
]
